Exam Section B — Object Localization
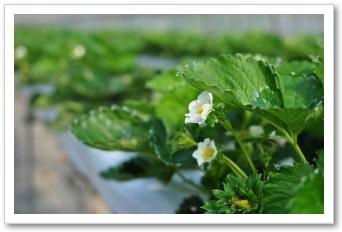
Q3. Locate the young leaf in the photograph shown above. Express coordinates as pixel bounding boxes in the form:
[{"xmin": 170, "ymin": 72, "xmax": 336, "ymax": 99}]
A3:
[
  {"xmin": 202, "ymin": 173, "xmax": 263, "ymax": 214},
  {"xmin": 70, "ymin": 106, "xmax": 152, "ymax": 152}
]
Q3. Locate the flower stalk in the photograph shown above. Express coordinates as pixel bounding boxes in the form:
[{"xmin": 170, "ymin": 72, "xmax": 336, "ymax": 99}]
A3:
[
  {"xmin": 271, "ymin": 124, "xmax": 308, "ymax": 164},
  {"xmin": 221, "ymin": 154, "xmax": 248, "ymax": 179},
  {"xmin": 217, "ymin": 116, "xmax": 256, "ymax": 172},
  {"xmin": 285, "ymin": 132, "xmax": 308, "ymax": 164}
]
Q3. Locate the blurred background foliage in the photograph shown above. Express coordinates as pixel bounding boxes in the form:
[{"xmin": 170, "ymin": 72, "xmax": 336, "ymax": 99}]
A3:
[{"xmin": 14, "ymin": 27, "xmax": 323, "ymax": 132}]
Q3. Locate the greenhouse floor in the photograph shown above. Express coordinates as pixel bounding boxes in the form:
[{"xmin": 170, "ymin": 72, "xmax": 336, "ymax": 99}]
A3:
[{"xmin": 14, "ymin": 91, "xmax": 112, "ymax": 214}]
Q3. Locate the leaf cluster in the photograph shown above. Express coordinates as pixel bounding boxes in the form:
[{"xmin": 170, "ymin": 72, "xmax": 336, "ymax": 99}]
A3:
[
  {"xmin": 203, "ymin": 173, "xmax": 263, "ymax": 213},
  {"xmin": 203, "ymin": 151, "xmax": 324, "ymax": 214}
]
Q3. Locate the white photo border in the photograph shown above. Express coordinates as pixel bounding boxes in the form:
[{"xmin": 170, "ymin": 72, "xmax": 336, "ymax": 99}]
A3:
[{"xmin": 4, "ymin": 4, "xmax": 334, "ymax": 224}]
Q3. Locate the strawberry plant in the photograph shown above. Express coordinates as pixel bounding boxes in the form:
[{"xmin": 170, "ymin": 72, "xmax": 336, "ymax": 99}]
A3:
[{"xmin": 15, "ymin": 27, "xmax": 324, "ymax": 214}]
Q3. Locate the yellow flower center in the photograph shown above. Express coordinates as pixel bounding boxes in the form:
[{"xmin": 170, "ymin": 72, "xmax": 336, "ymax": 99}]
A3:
[
  {"xmin": 197, "ymin": 105, "xmax": 204, "ymax": 114},
  {"xmin": 203, "ymin": 147, "xmax": 215, "ymax": 160}
]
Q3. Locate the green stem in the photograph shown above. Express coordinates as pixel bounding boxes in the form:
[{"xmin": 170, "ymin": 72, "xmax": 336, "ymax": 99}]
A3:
[
  {"xmin": 272, "ymin": 125, "xmax": 308, "ymax": 164},
  {"xmin": 291, "ymin": 141, "xmax": 307, "ymax": 164},
  {"xmin": 222, "ymin": 155, "xmax": 248, "ymax": 179},
  {"xmin": 285, "ymin": 133, "xmax": 308, "ymax": 164},
  {"xmin": 257, "ymin": 143, "xmax": 265, "ymax": 154},
  {"xmin": 218, "ymin": 118, "xmax": 256, "ymax": 172},
  {"xmin": 175, "ymin": 170, "xmax": 210, "ymax": 195}
]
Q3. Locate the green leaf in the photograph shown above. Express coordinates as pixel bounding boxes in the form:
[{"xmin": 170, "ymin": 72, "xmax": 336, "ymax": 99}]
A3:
[
  {"xmin": 181, "ymin": 54, "xmax": 281, "ymax": 108},
  {"xmin": 149, "ymin": 118, "xmax": 197, "ymax": 166},
  {"xmin": 277, "ymin": 74, "xmax": 323, "ymax": 109},
  {"xmin": 288, "ymin": 150, "xmax": 324, "ymax": 213},
  {"xmin": 146, "ymin": 68, "xmax": 200, "ymax": 134},
  {"xmin": 288, "ymin": 172, "xmax": 324, "ymax": 213},
  {"xmin": 100, "ymin": 156, "xmax": 174, "ymax": 183},
  {"xmin": 271, "ymin": 73, "xmax": 323, "ymax": 136},
  {"xmin": 70, "ymin": 106, "xmax": 152, "ymax": 152},
  {"xmin": 180, "ymin": 54, "xmax": 323, "ymax": 136},
  {"xmin": 262, "ymin": 163, "xmax": 314, "ymax": 213},
  {"xmin": 277, "ymin": 60, "xmax": 316, "ymax": 77},
  {"xmin": 156, "ymin": 84, "xmax": 199, "ymax": 133}
]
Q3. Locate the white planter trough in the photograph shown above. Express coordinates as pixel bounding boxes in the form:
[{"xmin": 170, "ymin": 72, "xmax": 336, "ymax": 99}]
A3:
[{"xmin": 57, "ymin": 131, "xmax": 207, "ymax": 214}]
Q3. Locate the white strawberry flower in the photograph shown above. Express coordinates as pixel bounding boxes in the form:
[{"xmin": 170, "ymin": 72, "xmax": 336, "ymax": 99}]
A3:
[
  {"xmin": 192, "ymin": 138, "xmax": 218, "ymax": 166},
  {"xmin": 71, "ymin": 44, "xmax": 86, "ymax": 59},
  {"xmin": 185, "ymin": 90, "xmax": 213, "ymax": 125},
  {"xmin": 15, "ymin": 46, "xmax": 27, "ymax": 60}
]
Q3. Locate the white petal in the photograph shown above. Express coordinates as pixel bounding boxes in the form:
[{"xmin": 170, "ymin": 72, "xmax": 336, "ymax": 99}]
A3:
[
  {"xmin": 197, "ymin": 138, "xmax": 210, "ymax": 149},
  {"xmin": 209, "ymin": 140, "xmax": 217, "ymax": 150},
  {"xmin": 197, "ymin": 91, "xmax": 213, "ymax": 104},
  {"xmin": 203, "ymin": 138, "xmax": 211, "ymax": 146},
  {"xmin": 192, "ymin": 149, "xmax": 205, "ymax": 165},
  {"xmin": 196, "ymin": 141, "xmax": 206, "ymax": 150},
  {"xmin": 185, "ymin": 113, "xmax": 203, "ymax": 124},
  {"xmin": 188, "ymin": 100, "xmax": 199, "ymax": 112},
  {"xmin": 185, "ymin": 117, "xmax": 197, "ymax": 124},
  {"xmin": 200, "ymin": 103, "xmax": 212, "ymax": 118}
]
